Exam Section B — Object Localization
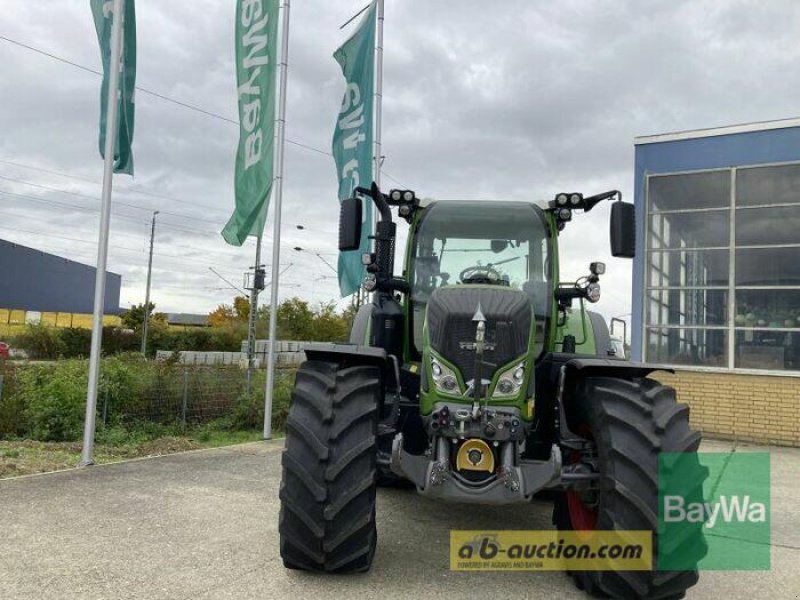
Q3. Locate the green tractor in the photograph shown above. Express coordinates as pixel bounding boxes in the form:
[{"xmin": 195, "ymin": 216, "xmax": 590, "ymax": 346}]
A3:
[{"xmin": 279, "ymin": 184, "xmax": 705, "ymax": 598}]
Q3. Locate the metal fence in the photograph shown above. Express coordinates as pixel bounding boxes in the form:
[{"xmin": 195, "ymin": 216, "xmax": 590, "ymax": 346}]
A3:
[
  {"xmin": 0, "ymin": 360, "xmax": 296, "ymax": 439},
  {"xmin": 99, "ymin": 366, "xmax": 281, "ymax": 429}
]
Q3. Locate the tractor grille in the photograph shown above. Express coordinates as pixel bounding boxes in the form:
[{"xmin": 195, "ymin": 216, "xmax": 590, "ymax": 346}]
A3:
[{"xmin": 427, "ymin": 287, "xmax": 531, "ymax": 383}]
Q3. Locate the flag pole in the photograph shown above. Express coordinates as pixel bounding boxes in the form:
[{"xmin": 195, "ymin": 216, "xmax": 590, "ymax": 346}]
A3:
[
  {"xmin": 264, "ymin": 0, "xmax": 290, "ymax": 440},
  {"xmin": 363, "ymin": 0, "xmax": 383, "ymax": 308},
  {"xmin": 373, "ymin": 0, "xmax": 384, "ymax": 190},
  {"xmin": 81, "ymin": 0, "xmax": 125, "ymax": 466}
]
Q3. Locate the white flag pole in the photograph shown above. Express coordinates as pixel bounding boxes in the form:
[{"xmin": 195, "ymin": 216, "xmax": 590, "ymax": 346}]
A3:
[
  {"xmin": 373, "ymin": 0, "xmax": 384, "ymax": 190},
  {"xmin": 263, "ymin": 0, "xmax": 291, "ymax": 440},
  {"xmin": 81, "ymin": 0, "xmax": 125, "ymax": 466}
]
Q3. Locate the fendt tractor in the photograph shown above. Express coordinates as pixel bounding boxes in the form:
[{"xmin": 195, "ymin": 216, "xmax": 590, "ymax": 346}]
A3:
[{"xmin": 278, "ymin": 184, "xmax": 706, "ymax": 599}]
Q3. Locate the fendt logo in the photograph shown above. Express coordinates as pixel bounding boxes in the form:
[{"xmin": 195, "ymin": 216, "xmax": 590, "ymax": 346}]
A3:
[{"xmin": 663, "ymin": 494, "xmax": 767, "ymax": 529}]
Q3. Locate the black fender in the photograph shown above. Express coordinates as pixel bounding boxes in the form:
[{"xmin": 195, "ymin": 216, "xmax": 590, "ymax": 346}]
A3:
[
  {"xmin": 559, "ymin": 357, "xmax": 674, "ymax": 437},
  {"xmin": 533, "ymin": 352, "xmax": 674, "ymax": 447},
  {"xmin": 564, "ymin": 356, "xmax": 673, "ymax": 380},
  {"xmin": 303, "ymin": 342, "xmax": 389, "ymax": 372}
]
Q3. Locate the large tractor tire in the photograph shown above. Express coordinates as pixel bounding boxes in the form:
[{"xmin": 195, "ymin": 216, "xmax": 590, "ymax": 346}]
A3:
[
  {"xmin": 554, "ymin": 377, "xmax": 706, "ymax": 599},
  {"xmin": 279, "ymin": 360, "xmax": 380, "ymax": 573}
]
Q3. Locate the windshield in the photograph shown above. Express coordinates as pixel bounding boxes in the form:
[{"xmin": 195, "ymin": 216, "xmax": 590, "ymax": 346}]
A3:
[{"xmin": 410, "ymin": 201, "xmax": 551, "ymax": 354}]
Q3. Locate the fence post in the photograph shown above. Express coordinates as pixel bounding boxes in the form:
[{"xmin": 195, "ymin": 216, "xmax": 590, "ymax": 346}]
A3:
[{"xmin": 181, "ymin": 368, "xmax": 189, "ymax": 431}]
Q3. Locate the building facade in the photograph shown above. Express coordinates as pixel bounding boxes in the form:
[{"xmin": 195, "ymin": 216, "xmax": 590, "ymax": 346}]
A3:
[
  {"xmin": 0, "ymin": 239, "xmax": 121, "ymax": 315},
  {"xmin": 632, "ymin": 118, "xmax": 800, "ymax": 446}
]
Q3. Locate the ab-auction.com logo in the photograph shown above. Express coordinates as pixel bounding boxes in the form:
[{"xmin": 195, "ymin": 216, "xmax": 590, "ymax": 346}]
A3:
[{"xmin": 450, "ymin": 531, "xmax": 652, "ymax": 571}]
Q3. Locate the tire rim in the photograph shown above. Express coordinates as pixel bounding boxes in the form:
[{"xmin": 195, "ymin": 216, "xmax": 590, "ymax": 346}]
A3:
[
  {"xmin": 566, "ymin": 488, "xmax": 598, "ymax": 530},
  {"xmin": 566, "ymin": 426, "xmax": 598, "ymax": 531}
]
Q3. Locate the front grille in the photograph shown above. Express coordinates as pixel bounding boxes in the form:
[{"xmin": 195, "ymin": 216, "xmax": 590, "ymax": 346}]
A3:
[{"xmin": 427, "ymin": 287, "xmax": 531, "ymax": 382}]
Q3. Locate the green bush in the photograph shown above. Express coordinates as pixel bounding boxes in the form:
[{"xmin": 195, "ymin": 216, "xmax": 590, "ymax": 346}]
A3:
[
  {"xmin": 60, "ymin": 327, "xmax": 93, "ymax": 358},
  {"xmin": 2, "ymin": 355, "xmax": 296, "ymax": 443},
  {"xmin": 0, "ymin": 362, "xmax": 25, "ymax": 437},
  {"xmin": 13, "ymin": 323, "xmax": 66, "ymax": 359},
  {"xmin": 228, "ymin": 369, "xmax": 295, "ymax": 431},
  {"xmin": 17, "ymin": 360, "xmax": 88, "ymax": 441}
]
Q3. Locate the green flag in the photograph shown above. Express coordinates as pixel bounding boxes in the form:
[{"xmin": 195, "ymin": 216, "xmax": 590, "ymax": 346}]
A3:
[
  {"xmin": 222, "ymin": 0, "xmax": 280, "ymax": 246},
  {"xmin": 91, "ymin": 0, "xmax": 136, "ymax": 175},
  {"xmin": 332, "ymin": 1, "xmax": 376, "ymax": 297}
]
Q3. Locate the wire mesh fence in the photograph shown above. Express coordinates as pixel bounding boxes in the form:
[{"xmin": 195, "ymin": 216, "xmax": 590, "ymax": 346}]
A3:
[
  {"xmin": 99, "ymin": 365, "xmax": 250, "ymax": 427},
  {"xmin": 0, "ymin": 357, "xmax": 296, "ymax": 441}
]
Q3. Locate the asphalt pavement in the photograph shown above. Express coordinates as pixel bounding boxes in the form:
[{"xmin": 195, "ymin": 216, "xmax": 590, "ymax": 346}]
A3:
[{"xmin": 1, "ymin": 438, "xmax": 798, "ymax": 600}]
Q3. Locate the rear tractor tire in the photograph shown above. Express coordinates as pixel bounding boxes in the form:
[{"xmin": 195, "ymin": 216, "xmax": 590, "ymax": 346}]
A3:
[
  {"xmin": 554, "ymin": 377, "xmax": 707, "ymax": 599},
  {"xmin": 279, "ymin": 360, "xmax": 381, "ymax": 573}
]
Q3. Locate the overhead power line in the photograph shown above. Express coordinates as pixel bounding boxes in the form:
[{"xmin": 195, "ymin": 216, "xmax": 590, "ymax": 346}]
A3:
[{"xmin": 0, "ymin": 34, "xmax": 409, "ymax": 188}]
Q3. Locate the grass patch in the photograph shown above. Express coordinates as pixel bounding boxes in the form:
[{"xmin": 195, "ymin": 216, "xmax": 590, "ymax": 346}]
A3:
[{"xmin": 0, "ymin": 428, "xmax": 270, "ymax": 479}]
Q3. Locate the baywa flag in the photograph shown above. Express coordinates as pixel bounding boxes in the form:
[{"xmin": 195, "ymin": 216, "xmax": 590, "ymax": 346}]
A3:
[
  {"xmin": 222, "ymin": 0, "xmax": 280, "ymax": 246},
  {"xmin": 332, "ymin": 1, "xmax": 376, "ymax": 297},
  {"xmin": 91, "ymin": 0, "xmax": 136, "ymax": 175}
]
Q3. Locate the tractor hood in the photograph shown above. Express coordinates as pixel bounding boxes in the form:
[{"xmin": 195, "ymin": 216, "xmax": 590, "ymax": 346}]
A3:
[{"xmin": 426, "ymin": 286, "xmax": 532, "ymax": 383}]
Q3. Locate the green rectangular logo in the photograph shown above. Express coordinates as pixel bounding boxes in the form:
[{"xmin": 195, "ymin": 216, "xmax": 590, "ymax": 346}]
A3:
[{"xmin": 658, "ymin": 452, "xmax": 770, "ymax": 570}]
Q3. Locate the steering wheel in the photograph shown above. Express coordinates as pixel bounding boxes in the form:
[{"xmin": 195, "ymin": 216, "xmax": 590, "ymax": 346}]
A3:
[{"xmin": 459, "ymin": 264, "xmax": 501, "ymax": 284}]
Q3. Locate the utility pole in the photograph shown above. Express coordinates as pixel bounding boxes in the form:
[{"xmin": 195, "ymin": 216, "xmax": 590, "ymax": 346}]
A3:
[
  {"xmin": 141, "ymin": 210, "xmax": 159, "ymax": 356},
  {"xmin": 245, "ymin": 244, "xmax": 265, "ymax": 395}
]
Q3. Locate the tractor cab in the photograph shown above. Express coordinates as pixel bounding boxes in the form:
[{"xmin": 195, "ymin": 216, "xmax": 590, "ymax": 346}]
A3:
[{"xmin": 408, "ymin": 200, "xmax": 552, "ymax": 361}]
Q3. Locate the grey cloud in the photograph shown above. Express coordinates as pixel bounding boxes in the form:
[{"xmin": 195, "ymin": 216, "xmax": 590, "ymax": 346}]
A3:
[{"xmin": 1, "ymin": 0, "xmax": 798, "ymax": 321}]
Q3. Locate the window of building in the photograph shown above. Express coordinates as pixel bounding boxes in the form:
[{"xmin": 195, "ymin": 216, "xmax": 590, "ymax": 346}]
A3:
[{"xmin": 644, "ymin": 163, "xmax": 800, "ymax": 372}]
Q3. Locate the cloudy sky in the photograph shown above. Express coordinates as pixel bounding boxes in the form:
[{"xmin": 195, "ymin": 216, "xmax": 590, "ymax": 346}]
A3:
[{"xmin": 1, "ymin": 0, "xmax": 799, "ymax": 327}]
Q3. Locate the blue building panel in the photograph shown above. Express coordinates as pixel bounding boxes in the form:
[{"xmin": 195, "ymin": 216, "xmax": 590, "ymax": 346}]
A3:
[
  {"xmin": 632, "ymin": 121, "xmax": 800, "ymax": 360},
  {"xmin": 0, "ymin": 239, "xmax": 121, "ymax": 314}
]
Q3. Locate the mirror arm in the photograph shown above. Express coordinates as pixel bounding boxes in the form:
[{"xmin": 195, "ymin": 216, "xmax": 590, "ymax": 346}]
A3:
[{"xmin": 583, "ymin": 190, "xmax": 621, "ymax": 212}]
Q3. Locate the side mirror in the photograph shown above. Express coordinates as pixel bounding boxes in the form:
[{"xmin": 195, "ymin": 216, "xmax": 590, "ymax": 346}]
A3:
[
  {"xmin": 338, "ymin": 196, "xmax": 363, "ymax": 251},
  {"xmin": 610, "ymin": 201, "xmax": 636, "ymax": 258}
]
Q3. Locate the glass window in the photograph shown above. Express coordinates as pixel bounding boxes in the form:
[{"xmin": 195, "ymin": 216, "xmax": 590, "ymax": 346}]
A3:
[
  {"xmin": 734, "ymin": 289, "xmax": 800, "ymax": 329},
  {"xmin": 735, "ymin": 330, "xmax": 800, "ymax": 370},
  {"xmin": 737, "ymin": 164, "xmax": 800, "ymax": 207},
  {"xmin": 648, "ymin": 289, "xmax": 728, "ymax": 327},
  {"xmin": 648, "ymin": 249, "xmax": 729, "ymax": 287},
  {"xmin": 736, "ymin": 247, "xmax": 800, "ymax": 287},
  {"xmin": 410, "ymin": 201, "xmax": 550, "ymax": 354},
  {"xmin": 644, "ymin": 165, "xmax": 800, "ymax": 372},
  {"xmin": 649, "ymin": 211, "xmax": 729, "ymax": 249},
  {"xmin": 736, "ymin": 205, "xmax": 800, "ymax": 246},
  {"xmin": 646, "ymin": 327, "xmax": 728, "ymax": 367},
  {"xmin": 648, "ymin": 171, "xmax": 730, "ymax": 212}
]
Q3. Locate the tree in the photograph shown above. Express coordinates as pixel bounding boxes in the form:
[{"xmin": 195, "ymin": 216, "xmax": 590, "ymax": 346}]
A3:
[
  {"xmin": 208, "ymin": 304, "xmax": 236, "ymax": 327},
  {"xmin": 233, "ymin": 296, "xmax": 250, "ymax": 321},
  {"xmin": 121, "ymin": 303, "xmax": 166, "ymax": 330},
  {"xmin": 277, "ymin": 298, "xmax": 315, "ymax": 341}
]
